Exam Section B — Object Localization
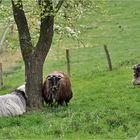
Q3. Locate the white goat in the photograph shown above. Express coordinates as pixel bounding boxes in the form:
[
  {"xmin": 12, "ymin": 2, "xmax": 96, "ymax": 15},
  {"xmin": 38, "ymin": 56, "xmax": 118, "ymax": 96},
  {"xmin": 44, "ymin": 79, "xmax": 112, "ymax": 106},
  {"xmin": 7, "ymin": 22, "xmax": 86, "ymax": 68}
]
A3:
[{"xmin": 0, "ymin": 85, "xmax": 26, "ymax": 117}]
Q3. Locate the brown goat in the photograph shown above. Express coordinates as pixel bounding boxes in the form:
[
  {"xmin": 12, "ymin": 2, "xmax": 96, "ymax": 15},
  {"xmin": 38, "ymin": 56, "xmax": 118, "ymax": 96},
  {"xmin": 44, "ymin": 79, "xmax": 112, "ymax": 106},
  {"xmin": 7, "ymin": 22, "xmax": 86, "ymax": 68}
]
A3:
[
  {"xmin": 42, "ymin": 71, "xmax": 73, "ymax": 106},
  {"xmin": 132, "ymin": 64, "xmax": 140, "ymax": 86}
]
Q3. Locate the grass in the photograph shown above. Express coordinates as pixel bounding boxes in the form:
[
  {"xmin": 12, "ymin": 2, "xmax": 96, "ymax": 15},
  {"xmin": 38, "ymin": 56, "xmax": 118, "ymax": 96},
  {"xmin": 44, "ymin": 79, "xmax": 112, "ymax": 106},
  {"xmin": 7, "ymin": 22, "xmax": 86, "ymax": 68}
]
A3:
[
  {"xmin": 0, "ymin": 50, "xmax": 22, "ymax": 71},
  {"xmin": 0, "ymin": 0, "xmax": 140, "ymax": 139}
]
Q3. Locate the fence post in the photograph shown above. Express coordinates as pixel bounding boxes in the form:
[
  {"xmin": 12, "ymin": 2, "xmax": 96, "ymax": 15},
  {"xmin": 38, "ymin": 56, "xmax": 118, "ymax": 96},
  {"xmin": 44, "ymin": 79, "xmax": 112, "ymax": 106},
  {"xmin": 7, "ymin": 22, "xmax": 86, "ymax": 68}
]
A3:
[
  {"xmin": 0, "ymin": 63, "xmax": 3, "ymax": 89},
  {"xmin": 104, "ymin": 45, "xmax": 112, "ymax": 71},
  {"xmin": 66, "ymin": 49, "xmax": 71, "ymax": 77}
]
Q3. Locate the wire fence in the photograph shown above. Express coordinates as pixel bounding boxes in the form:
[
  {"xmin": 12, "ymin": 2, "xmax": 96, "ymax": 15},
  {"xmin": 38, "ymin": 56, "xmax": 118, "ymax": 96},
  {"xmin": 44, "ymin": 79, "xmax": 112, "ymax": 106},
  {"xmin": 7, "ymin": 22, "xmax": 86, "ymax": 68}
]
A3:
[{"xmin": 44, "ymin": 44, "xmax": 140, "ymax": 78}]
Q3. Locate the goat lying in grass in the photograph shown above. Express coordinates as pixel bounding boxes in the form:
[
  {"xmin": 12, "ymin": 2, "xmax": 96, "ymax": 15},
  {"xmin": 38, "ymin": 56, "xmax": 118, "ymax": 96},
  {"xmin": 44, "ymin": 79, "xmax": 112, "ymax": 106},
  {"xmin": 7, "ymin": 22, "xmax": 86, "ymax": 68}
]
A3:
[
  {"xmin": 0, "ymin": 85, "xmax": 26, "ymax": 117},
  {"xmin": 132, "ymin": 64, "xmax": 140, "ymax": 86}
]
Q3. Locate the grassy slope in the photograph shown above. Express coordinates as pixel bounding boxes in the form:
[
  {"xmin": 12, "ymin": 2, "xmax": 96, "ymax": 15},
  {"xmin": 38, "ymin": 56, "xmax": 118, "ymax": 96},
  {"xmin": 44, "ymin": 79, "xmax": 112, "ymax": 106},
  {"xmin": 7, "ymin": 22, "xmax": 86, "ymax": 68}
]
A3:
[{"xmin": 0, "ymin": 0, "xmax": 140, "ymax": 139}]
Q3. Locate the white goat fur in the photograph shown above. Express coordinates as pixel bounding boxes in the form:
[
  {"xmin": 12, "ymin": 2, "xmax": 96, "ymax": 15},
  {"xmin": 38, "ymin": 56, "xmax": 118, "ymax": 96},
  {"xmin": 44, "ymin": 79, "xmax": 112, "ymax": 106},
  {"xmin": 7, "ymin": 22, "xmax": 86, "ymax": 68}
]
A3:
[{"xmin": 0, "ymin": 85, "xmax": 26, "ymax": 117}]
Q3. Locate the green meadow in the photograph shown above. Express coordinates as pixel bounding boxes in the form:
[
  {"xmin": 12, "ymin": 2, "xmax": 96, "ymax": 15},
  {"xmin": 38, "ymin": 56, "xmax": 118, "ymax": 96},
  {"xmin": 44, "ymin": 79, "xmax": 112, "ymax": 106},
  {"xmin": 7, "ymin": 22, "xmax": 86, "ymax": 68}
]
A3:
[{"xmin": 0, "ymin": 0, "xmax": 140, "ymax": 139}]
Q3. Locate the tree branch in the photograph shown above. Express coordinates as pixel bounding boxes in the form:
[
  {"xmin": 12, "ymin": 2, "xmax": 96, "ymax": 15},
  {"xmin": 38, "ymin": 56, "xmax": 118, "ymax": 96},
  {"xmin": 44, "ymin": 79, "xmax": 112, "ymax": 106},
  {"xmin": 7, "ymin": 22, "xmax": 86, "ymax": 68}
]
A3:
[
  {"xmin": 55, "ymin": 0, "xmax": 65, "ymax": 13},
  {"xmin": 11, "ymin": 0, "xmax": 33, "ymax": 60},
  {"xmin": 35, "ymin": 0, "xmax": 54, "ymax": 60}
]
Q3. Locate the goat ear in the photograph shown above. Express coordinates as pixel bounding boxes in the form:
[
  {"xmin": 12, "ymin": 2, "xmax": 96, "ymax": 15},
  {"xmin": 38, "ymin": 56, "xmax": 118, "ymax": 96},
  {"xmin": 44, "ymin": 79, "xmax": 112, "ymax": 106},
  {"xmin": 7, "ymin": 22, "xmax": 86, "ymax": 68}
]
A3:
[
  {"xmin": 133, "ymin": 65, "xmax": 137, "ymax": 70},
  {"xmin": 47, "ymin": 75, "xmax": 52, "ymax": 80}
]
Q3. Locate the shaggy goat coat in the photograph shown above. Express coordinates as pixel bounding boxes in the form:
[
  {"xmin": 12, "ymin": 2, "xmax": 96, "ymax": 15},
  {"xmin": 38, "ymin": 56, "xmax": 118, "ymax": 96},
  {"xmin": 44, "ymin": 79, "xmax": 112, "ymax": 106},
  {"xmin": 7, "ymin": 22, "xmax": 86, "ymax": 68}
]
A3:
[
  {"xmin": 43, "ymin": 71, "xmax": 73, "ymax": 106},
  {"xmin": 0, "ymin": 85, "xmax": 26, "ymax": 117}
]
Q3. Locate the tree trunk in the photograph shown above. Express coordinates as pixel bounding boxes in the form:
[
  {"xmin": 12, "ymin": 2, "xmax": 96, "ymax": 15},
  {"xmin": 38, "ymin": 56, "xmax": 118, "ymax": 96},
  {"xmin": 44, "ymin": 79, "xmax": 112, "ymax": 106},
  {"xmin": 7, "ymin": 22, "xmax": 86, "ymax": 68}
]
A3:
[
  {"xmin": 11, "ymin": 0, "xmax": 65, "ymax": 112},
  {"xmin": 25, "ymin": 55, "xmax": 44, "ymax": 111},
  {"xmin": 0, "ymin": 63, "xmax": 3, "ymax": 89}
]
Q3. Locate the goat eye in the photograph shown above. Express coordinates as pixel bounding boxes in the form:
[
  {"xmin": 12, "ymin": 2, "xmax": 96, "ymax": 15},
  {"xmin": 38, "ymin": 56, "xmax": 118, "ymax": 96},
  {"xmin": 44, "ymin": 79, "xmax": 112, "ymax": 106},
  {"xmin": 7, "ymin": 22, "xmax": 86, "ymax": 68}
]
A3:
[{"xmin": 57, "ymin": 77, "xmax": 61, "ymax": 81}]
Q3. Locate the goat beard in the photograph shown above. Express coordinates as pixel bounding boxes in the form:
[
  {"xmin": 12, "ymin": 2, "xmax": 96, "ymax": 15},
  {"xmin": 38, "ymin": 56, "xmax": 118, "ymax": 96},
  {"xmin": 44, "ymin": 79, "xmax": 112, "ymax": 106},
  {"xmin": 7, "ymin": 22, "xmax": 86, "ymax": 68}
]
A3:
[{"xmin": 49, "ymin": 90, "xmax": 57, "ymax": 99}]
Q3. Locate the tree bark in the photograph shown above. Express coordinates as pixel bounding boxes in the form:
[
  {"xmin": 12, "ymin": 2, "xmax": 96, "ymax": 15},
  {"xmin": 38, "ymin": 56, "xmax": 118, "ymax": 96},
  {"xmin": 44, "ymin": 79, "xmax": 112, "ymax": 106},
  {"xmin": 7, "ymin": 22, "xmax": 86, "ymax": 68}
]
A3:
[{"xmin": 25, "ymin": 55, "xmax": 44, "ymax": 111}]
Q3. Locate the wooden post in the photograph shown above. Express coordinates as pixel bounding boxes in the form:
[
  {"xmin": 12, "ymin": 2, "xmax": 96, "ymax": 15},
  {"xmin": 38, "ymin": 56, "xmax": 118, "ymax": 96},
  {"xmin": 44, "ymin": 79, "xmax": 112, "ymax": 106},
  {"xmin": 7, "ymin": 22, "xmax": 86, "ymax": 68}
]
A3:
[
  {"xmin": 0, "ymin": 63, "xmax": 3, "ymax": 89},
  {"xmin": 66, "ymin": 49, "xmax": 71, "ymax": 77},
  {"xmin": 104, "ymin": 45, "xmax": 112, "ymax": 71}
]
